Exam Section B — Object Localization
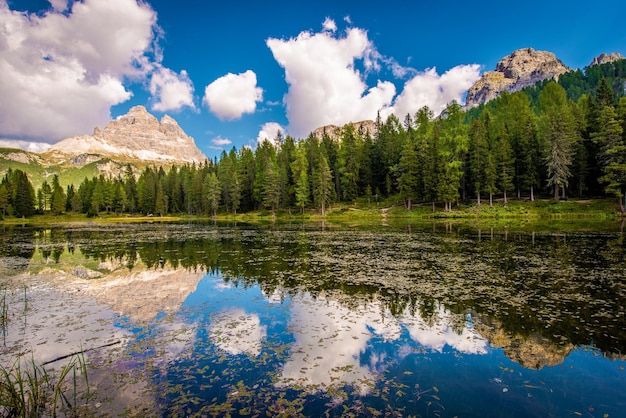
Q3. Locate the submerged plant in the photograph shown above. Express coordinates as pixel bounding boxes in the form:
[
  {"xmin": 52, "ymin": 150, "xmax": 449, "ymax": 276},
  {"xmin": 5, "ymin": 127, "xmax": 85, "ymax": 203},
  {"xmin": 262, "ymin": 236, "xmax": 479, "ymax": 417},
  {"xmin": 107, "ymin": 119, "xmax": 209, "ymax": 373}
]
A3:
[{"xmin": 0, "ymin": 352, "xmax": 90, "ymax": 417}]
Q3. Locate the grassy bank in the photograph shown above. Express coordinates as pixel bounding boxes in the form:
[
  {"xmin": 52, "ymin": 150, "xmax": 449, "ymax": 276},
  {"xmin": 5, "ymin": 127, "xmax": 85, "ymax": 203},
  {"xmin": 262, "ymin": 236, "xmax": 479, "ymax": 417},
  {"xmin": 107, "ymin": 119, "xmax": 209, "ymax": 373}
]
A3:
[{"xmin": 0, "ymin": 198, "xmax": 622, "ymax": 226}]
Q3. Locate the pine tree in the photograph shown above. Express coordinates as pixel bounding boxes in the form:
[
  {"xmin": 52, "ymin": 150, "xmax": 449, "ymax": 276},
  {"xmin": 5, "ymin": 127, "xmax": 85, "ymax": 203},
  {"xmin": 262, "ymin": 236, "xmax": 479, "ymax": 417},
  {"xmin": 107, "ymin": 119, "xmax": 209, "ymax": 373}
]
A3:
[
  {"xmin": 592, "ymin": 105, "xmax": 626, "ymax": 211},
  {"xmin": 203, "ymin": 172, "xmax": 221, "ymax": 219},
  {"xmin": 469, "ymin": 117, "xmax": 489, "ymax": 206},
  {"xmin": 539, "ymin": 82, "xmax": 579, "ymax": 200},
  {"xmin": 397, "ymin": 140, "xmax": 419, "ymax": 210},
  {"xmin": 40, "ymin": 180, "xmax": 51, "ymax": 212},
  {"xmin": 0, "ymin": 183, "xmax": 9, "ymax": 216},
  {"xmin": 11, "ymin": 170, "xmax": 35, "ymax": 217},
  {"xmin": 338, "ymin": 125, "xmax": 361, "ymax": 202},
  {"xmin": 263, "ymin": 158, "xmax": 282, "ymax": 216},
  {"xmin": 495, "ymin": 127, "xmax": 515, "ymax": 205},
  {"xmin": 50, "ymin": 175, "xmax": 66, "ymax": 215},
  {"xmin": 313, "ymin": 154, "xmax": 333, "ymax": 216},
  {"xmin": 291, "ymin": 146, "xmax": 310, "ymax": 213}
]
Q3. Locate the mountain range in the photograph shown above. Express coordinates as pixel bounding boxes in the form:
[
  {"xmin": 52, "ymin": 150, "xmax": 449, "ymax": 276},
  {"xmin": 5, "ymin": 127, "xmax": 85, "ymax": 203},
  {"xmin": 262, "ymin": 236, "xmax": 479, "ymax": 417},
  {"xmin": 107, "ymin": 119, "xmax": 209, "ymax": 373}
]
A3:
[{"xmin": 0, "ymin": 49, "xmax": 623, "ymax": 188}]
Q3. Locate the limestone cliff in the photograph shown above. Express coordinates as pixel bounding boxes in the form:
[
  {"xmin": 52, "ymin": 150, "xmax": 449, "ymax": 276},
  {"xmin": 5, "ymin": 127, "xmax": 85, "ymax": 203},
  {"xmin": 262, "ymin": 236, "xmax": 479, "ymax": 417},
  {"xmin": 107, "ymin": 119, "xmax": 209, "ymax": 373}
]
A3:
[
  {"xmin": 312, "ymin": 120, "xmax": 377, "ymax": 141},
  {"xmin": 466, "ymin": 48, "xmax": 569, "ymax": 107},
  {"xmin": 589, "ymin": 52, "xmax": 624, "ymax": 67},
  {"xmin": 45, "ymin": 106, "xmax": 206, "ymax": 164}
]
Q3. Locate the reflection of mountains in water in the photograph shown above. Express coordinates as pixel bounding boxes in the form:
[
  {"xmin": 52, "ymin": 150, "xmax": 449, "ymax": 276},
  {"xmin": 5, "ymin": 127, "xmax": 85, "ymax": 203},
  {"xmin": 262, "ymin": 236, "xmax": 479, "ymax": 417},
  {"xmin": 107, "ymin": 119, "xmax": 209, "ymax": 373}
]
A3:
[
  {"xmin": 7, "ymin": 223, "xmax": 626, "ymax": 367},
  {"xmin": 33, "ymin": 250, "xmax": 205, "ymax": 324}
]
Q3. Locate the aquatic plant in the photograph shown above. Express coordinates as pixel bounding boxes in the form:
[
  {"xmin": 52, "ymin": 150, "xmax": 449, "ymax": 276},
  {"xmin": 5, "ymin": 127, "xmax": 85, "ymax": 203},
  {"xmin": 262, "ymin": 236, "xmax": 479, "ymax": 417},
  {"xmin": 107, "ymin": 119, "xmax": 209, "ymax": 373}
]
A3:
[{"xmin": 0, "ymin": 352, "xmax": 90, "ymax": 417}]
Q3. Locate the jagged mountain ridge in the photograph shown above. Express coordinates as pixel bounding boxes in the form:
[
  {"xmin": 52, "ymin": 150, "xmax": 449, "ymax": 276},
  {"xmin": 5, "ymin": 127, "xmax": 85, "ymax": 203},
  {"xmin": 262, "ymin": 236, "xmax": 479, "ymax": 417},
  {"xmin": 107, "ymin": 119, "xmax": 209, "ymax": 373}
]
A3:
[
  {"xmin": 465, "ymin": 48, "xmax": 570, "ymax": 107},
  {"xmin": 44, "ymin": 106, "xmax": 206, "ymax": 164}
]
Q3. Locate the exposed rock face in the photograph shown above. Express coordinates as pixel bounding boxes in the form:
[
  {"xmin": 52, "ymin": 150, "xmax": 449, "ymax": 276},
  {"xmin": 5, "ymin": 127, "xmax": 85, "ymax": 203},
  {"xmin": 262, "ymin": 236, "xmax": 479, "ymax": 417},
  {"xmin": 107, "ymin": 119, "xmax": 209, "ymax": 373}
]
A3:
[
  {"xmin": 46, "ymin": 106, "xmax": 206, "ymax": 164},
  {"xmin": 0, "ymin": 149, "xmax": 43, "ymax": 165},
  {"xmin": 312, "ymin": 120, "xmax": 377, "ymax": 141},
  {"xmin": 466, "ymin": 48, "xmax": 570, "ymax": 107},
  {"xmin": 589, "ymin": 52, "xmax": 624, "ymax": 67}
]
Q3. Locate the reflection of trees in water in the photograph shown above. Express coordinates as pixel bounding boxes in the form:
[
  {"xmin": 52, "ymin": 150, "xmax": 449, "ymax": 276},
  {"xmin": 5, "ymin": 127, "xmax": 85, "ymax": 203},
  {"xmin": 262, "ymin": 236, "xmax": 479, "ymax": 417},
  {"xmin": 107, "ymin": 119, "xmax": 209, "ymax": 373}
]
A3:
[
  {"xmin": 0, "ymin": 226, "xmax": 35, "ymax": 274},
  {"xmin": 3, "ymin": 224, "xmax": 626, "ymax": 360}
]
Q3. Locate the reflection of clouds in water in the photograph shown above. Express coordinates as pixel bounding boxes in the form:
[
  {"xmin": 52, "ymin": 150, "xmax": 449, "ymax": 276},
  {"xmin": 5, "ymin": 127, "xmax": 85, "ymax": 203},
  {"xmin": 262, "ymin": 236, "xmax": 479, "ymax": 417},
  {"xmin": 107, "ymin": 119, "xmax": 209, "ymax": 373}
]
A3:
[
  {"xmin": 209, "ymin": 308, "xmax": 267, "ymax": 356},
  {"xmin": 400, "ymin": 307, "xmax": 487, "ymax": 354},
  {"xmin": 213, "ymin": 280, "xmax": 233, "ymax": 291},
  {"xmin": 277, "ymin": 295, "xmax": 398, "ymax": 395},
  {"xmin": 277, "ymin": 294, "xmax": 487, "ymax": 393},
  {"xmin": 264, "ymin": 288, "xmax": 287, "ymax": 304},
  {"xmin": 155, "ymin": 321, "xmax": 197, "ymax": 364}
]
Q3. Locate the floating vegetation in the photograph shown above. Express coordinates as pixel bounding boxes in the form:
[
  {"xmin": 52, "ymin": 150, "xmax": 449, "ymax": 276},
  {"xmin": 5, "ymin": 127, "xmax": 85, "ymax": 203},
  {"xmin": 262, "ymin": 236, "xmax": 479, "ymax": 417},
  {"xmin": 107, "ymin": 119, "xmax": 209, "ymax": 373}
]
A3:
[{"xmin": 1, "ymin": 222, "xmax": 626, "ymax": 416}]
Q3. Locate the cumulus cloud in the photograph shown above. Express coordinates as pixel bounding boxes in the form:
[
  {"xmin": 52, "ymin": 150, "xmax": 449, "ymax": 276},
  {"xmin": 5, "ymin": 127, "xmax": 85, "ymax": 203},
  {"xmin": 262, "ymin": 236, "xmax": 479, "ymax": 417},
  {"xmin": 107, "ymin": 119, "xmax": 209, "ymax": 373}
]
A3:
[
  {"xmin": 211, "ymin": 137, "xmax": 232, "ymax": 147},
  {"xmin": 322, "ymin": 17, "xmax": 337, "ymax": 32},
  {"xmin": 0, "ymin": 0, "xmax": 194, "ymax": 149},
  {"xmin": 267, "ymin": 20, "xmax": 481, "ymax": 138},
  {"xmin": 257, "ymin": 122, "xmax": 284, "ymax": 145},
  {"xmin": 149, "ymin": 67, "xmax": 195, "ymax": 112},
  {"xmin": 390, "ymin": 65, "xmax": 481, "ymax": 119},
  {"xmin": 267, "ymin": 27, "xmax": 396, "ymax": 138},
  {"xmin": 203, "ymin": 70, "xmax": 263, "ymax": 121},
  {"xmin": 0, "ymin": 139, "xmax": 51, "ymax": 153},
  {"xmin": 48, "ymin": 0, "xmax": 68, "ymax": 12}
]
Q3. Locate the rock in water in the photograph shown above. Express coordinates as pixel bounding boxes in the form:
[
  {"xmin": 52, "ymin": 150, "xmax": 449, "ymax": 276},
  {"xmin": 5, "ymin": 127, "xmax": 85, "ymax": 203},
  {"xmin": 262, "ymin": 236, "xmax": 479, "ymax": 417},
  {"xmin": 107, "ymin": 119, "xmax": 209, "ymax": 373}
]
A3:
[
  {"xmin": 466, "ymin": 48, "xmax": 569, "ymax": 107},
  {"xmin": 46, "ymin": 106, "xmax": 206, "ymax": 164}
]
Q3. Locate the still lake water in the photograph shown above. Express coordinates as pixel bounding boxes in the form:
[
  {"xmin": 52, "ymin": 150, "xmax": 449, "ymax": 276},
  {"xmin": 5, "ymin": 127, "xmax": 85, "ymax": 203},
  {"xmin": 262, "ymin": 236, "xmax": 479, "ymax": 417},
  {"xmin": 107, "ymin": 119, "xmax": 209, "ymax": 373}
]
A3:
[{"xmin": 1, "ymin": 221, "xmax": 625, "ymax": 417}]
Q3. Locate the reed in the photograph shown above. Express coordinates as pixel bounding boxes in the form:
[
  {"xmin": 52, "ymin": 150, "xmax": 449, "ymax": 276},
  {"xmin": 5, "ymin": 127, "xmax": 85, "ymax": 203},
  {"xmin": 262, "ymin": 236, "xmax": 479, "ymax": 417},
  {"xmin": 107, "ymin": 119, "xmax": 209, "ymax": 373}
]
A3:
[
  {"xmin": 0, "ymin": 352, "xmax": 90, "ymax": 417},
  {"xmin": 0, "ymin": 291, "xmax": 7, "ymax": 333}
]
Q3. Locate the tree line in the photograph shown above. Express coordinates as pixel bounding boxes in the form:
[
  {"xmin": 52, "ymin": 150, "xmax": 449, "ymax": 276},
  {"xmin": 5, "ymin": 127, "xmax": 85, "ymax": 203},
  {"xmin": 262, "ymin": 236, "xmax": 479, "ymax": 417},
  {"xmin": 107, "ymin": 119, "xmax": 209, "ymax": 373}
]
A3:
[{"xmin": 2, "ymin": 60, "xmax": 626, "ymax": 219}]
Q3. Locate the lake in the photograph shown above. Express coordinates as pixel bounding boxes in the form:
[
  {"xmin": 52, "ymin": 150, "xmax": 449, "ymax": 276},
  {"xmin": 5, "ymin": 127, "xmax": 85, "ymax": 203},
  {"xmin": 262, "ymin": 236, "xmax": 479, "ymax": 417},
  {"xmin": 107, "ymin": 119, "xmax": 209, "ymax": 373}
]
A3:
[{"xmin": 1, "ymin": 221, "xmax": 625, "ymax": 417}]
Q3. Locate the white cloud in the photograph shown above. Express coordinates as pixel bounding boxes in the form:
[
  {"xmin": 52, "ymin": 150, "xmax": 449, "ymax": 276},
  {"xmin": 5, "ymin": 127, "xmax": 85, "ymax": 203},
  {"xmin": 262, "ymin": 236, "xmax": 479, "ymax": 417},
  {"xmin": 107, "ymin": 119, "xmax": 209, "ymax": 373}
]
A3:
[
  {"xmin": 343, "ymin": 15, "xmax": 352, "ymax": 25},
  {"xmin": 0, "ymin": 0, "xmax": 193, "ymax": 144},
  {"xmin": 149, "ymin": 67, "xmax": 195, "ymax": 112},
  {"xmin": 211, "ymin": 137, "xmax": 232, "ymax": 146},
  {"xmin": 390, "ymin": 65, "xmax": 481, "ymax": 119},
  {"xmin": 48, "ymin": 0, "xmax": 68, "ymax": 12},
  {"xmin": 257, "ymin": 122, "xmax": 284, "ymax": 145},
  {"xmin": 267, "ymin": 27, "xmax": 396, "ymax": 138},
  {"xmin": 0, "ymin": 139, "xmax": 51, "ymax": 153},
  {"xmin": 322, "ymin": 17, "xmax": 337, "ymax": 32},
  {"xmin": 266, "ymin": 20, "xmax": 482, "ymax": 138},
  {"xmin": 203, "ymin": 70, "xmax": 263, "ymax": 120}
]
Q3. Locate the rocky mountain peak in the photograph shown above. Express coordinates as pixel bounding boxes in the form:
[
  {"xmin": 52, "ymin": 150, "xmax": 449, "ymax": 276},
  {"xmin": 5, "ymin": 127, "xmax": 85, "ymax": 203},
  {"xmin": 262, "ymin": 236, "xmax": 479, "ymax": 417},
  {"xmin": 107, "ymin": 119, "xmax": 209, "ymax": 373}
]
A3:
[
  {"xmin": 47, "ymin": 106, "xmax": 206, "ymax": 164},
  {"xmin": 466, "ymin": 48, "xmax": 569, "ymax": 107},
  {"xmin": 312, "ymin": 120, "xmax": 377, "ymax": 141},
  {"xmin": 589, "ymin": 52, "xmax": 624, "ymax": 67}
]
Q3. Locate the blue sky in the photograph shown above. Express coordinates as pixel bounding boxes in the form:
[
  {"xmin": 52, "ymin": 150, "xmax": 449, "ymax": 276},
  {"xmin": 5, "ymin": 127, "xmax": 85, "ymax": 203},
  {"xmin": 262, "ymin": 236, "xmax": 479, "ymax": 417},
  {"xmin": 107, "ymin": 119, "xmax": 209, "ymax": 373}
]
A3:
[{"xmin": 1, "ymin": 0, "xmax": 625, "ymax": 158}]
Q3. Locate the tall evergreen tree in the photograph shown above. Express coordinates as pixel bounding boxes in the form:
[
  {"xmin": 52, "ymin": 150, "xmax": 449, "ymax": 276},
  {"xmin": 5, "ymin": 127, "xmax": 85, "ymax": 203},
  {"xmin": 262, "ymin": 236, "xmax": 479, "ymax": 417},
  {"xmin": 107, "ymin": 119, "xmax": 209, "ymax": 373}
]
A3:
[
  {"xmin": 397, "ymin": 139, "xmax": 419, "ymax": 210},
  {"xmin": 338, "ymin": 124, "xmax": 361, "ymax": 202},
  {"xmin": 468, "ymin": 116, "xmax": 489, "ymax": 206},
  {"xmin": 313, "ymin": 154, "xmax": 333, "ymax": 216},
  {"xmin": 495, "ymin": 127, "xmax": 515, "ymax": 204},
  {"xmin": 539, "ymin": 82, "xmax": 579, "ymax": 200},
  {"xmin": 592, "ymin": 105, "xmax": 626, "ymax": 211},
  {"xmin": 203, "ymin": 172, "xmax": 221, "ymax": 219},
  {"xmin": 291, "ymin": 146, "xmax": 310, "ymax": 213},
  {"xmin": 50, "ymin": 174, "xmax": 66, "ymax": 215},
  {"xmin": 263, "ymin": 158, "xmax": 282, "ymax": 216},
  {"xmin": 10, "ymin": 170, "xmax": 35, "ymax": 217}
]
